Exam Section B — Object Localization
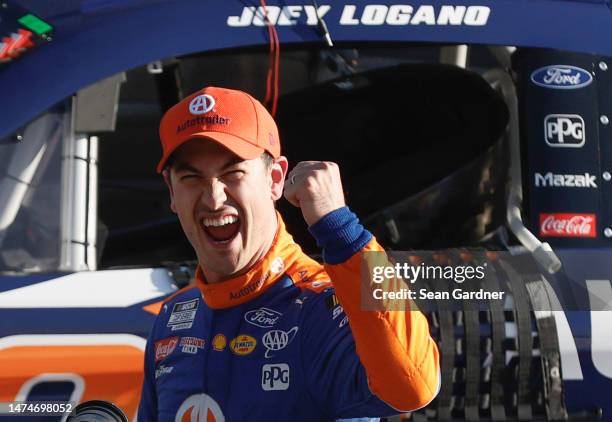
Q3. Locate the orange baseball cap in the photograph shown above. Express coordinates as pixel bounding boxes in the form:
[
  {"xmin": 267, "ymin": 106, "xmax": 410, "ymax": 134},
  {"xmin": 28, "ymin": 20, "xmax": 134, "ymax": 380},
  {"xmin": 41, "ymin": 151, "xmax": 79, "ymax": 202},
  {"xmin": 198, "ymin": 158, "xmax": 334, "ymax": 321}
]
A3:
[{"xmin": 157, "ymin": 86, "xmax": 281, "ymax": 173}]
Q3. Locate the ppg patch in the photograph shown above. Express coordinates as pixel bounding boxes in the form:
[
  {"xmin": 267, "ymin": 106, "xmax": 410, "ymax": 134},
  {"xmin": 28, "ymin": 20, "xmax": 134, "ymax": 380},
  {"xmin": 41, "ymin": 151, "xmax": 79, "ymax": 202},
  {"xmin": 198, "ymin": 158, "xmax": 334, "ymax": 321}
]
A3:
[
  {"xmin": 325, "ymin": 294, "xmax": 339, "ymax": 310},
  {"xmin": 167, "ymin": 298, "xmax": 199, "ymax": 331}
]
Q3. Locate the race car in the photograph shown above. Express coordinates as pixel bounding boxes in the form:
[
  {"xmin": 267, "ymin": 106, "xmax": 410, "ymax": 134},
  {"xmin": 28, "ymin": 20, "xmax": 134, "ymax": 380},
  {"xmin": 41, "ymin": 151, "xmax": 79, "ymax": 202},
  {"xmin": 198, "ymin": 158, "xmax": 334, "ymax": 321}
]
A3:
[{"xmin": 0, "ymin": 0, "xmax": 611, "ymax": 421}]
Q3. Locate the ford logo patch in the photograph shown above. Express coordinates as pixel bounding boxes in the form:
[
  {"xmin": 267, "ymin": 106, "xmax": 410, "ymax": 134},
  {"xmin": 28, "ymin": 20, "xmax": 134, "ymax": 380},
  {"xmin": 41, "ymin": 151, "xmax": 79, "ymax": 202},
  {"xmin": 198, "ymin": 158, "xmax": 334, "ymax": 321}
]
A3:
[
  {"xmin": 244, "ymin": 307, "xmax": 282, "ymax": 328},
  {"xmin": 530, "ymin": 65, "xmax": 593, "ymax": 90}
]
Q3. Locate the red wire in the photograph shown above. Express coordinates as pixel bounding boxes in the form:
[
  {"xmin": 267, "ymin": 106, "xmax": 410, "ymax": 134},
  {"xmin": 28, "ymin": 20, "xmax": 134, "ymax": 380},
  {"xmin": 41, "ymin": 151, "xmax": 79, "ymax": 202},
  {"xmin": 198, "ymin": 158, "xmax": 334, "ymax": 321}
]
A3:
[
  {"xmin": 261, "ymin": 0, "xmax": 273, "ymax": 105},
  {"xmin": 259, "ymin": 0, "xmax": 280, "ymax": 116},
  {"xmin": 271, "ymin": 16, "xmax": 280, "ymax": 116}
]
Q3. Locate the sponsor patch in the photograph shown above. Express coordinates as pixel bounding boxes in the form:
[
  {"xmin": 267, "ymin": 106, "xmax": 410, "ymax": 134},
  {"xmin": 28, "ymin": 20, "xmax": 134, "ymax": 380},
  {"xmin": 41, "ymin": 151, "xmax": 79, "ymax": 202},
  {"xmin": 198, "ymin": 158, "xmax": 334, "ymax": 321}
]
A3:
[
  {"xmin": 540, "ymin": 213, "xmax": 596, "ymax": 238},
  {"xmin": 244, "ymin": 307, "xmax": 283, "ymax": 328},
  {"xmin": 270, "ymin": 257, "xmax": 284, "ymax": 274},
  {"xmin": 189, "ymin": 94, "xmax": 215, "ymax": 115},
  {"xmin": 262, "ymin": 364, "xmax": 290, "ymax": 391},
  {"xmin": 175, "ymin": 393, "xmax": 225, "ymax": 421},
  {"xmin": 167, "ymin": 298, "xmax": 199, "ymax": 331},
  {"xmin": 180, "ymin": 337, "xmax": 206, "ymax": 354},
  {"xmin": 339, "ymin": 315, "xmax": 349, "ymax": 328},
  {"xmin": 155, "ymin": 336, "xmax": 179, "ymax": 362},
  {"xmin": 325, "ymin": 294, "xmax": 339, "ymax": 310},
  {"xmin": 230, "ymin": 335, "xmax": 257, "ymax": 355},
  {"xmin": 155, "ymin": 365, "xmax": 173, "ymax": 379},
  {"xmin": 531, "ymin": 65, "xmax": 593, "ymax": 90},
  {"xmin": 230, "ymin": 274, "xmax": 269, "ymax": 300},
  {"xmin": 262, "ymin": 327, "xmax": 299, "ymax": 358},
  {"xmin": 332, "ymin": 305, "xmax": 344, "ymax": 320},
  {"xmin": 176, "ymin": 115, "xmax": 230, "ymax": 134},
  {"xmin": 212, "ymin": 334, "xmax": 227, "ymax": 352},
  {"xmin": 544, "ymin": 114, "xmax": 585, "ymax": 147},
  {"xmin": 534, "ymin": 172, "xmax": 597, "ymax": 188}
]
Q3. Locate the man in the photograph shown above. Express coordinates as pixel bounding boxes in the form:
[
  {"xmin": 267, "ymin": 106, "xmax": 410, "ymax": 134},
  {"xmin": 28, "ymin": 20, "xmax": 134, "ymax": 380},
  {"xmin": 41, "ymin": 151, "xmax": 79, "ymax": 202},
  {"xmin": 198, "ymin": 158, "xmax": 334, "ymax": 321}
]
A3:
[{"xmin": 138, "ymin": 86, "xmax": 440, "ymax": 421}]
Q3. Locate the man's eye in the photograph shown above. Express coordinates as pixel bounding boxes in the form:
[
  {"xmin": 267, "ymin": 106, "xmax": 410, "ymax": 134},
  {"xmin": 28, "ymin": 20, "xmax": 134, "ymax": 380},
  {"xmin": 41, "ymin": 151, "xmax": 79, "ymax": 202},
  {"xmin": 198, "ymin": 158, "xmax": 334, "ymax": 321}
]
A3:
[
  {"xmin": 223, "ymin": 170, "xmax": 244, "ymax": 181},
  {"xmin": 180, "ymin": 174, "xmax": 199, "ymax": 181}
]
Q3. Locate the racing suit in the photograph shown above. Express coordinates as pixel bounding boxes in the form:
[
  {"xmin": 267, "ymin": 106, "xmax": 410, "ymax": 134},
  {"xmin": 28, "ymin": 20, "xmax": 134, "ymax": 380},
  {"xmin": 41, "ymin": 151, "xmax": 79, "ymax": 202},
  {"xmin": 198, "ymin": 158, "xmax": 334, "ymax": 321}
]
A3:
[{"xmin": 138, "ymin": 207, "xmax": 440, "ymax": 421}]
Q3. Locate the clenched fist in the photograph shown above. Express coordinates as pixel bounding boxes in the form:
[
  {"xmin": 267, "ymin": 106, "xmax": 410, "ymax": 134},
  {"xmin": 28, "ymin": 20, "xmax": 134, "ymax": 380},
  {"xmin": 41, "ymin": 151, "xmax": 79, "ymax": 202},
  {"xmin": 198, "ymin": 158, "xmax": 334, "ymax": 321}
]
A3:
[{"xmin": 284, "ymin": 161, "xmax": 346, "ymax": 226}]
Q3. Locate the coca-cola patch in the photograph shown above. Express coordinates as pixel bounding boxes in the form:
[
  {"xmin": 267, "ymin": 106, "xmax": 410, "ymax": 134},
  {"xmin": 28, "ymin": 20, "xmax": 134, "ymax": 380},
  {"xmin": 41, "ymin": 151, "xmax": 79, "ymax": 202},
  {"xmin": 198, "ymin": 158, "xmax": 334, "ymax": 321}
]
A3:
[
  {"xmin": 155, "ymin": 336, "xmax": 179, "ymax": 362},
  {"xmin": 539, "ymin": 213, "xmax": 596, "ymax": 238}
]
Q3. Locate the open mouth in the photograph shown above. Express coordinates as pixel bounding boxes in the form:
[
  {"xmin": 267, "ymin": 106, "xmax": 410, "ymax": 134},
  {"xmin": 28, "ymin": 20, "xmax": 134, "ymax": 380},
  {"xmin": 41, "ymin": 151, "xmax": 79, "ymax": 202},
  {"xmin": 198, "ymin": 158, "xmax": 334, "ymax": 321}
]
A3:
[{"xmin": 202, "ymin": 215, "xmax": 240, "ymax": 243}]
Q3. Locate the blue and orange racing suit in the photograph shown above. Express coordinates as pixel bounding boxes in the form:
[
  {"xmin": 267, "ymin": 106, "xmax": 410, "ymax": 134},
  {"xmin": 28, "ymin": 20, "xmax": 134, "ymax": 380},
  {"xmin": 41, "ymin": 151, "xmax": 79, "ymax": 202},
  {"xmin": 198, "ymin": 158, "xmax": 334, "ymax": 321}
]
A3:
[{"xmin": 138, "ymin": 207, "xmax": 440, "ymax": 421}]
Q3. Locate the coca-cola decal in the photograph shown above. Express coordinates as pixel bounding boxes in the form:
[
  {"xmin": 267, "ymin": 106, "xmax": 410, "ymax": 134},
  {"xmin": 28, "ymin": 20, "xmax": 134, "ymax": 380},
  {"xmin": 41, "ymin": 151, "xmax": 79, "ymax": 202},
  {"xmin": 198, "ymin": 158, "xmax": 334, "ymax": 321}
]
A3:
[
  {"xmin": 531, "ymin": 65, "xmax": 593, "ymax": 90},
  {"xmin": 540, "ymin": 213, "xmax": 596, "ymax": 238},
  {"xmin": 155, "ymin": 336, "xmax": 179, "ymax": 362}
]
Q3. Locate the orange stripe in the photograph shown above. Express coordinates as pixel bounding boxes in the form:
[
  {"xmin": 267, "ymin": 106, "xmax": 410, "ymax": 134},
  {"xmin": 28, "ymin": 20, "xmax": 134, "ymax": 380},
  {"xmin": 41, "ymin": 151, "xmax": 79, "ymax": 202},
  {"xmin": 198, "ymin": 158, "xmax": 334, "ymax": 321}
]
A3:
[
  {"xmin": 0, "ymin": 345, "xmax": 143, "ymax": 417},
  {"xmin": 142, "ymin": 300, "xmax": 164, "ymax": 315}
]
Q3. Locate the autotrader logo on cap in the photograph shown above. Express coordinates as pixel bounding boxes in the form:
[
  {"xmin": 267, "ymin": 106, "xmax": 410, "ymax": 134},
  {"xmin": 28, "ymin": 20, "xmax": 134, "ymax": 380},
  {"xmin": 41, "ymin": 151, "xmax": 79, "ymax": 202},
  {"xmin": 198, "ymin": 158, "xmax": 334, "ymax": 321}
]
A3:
[{"xmin": 189, "ymin": 94, "xmax": 216, "ymax": 115}]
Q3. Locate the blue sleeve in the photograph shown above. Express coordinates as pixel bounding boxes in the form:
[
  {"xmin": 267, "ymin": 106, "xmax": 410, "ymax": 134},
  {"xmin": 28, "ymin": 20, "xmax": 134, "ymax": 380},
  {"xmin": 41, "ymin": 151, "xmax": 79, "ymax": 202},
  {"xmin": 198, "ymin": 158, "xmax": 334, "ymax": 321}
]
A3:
[
  {"xmin": 308, "ymin": 207, "xmax": 372, "ymax": 264},
  {"xmin": 300, "ymin": 288, "xmax": 399, "ymax": 420},
  {"xmin": 137, "ymin": 329, "xmax": 158, "ymax": 421}
]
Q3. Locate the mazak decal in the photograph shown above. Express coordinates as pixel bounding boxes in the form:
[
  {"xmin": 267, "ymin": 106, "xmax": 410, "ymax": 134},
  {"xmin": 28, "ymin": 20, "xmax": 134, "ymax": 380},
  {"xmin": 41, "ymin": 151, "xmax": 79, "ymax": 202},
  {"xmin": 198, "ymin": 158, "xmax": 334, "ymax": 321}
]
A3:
[
  {"xmin": 227, "ymin": 5, "xmax": 490, "ymax": 27},
  {"xmin": 167, "ymin": 298, "xmax": 199, "ymax": 331},
  {"xmin": 544, "ymin": 114, "xmax": 585, "ymax": 147},
  {"xmin": 244, "ymin": 308, "xmax": 283, "ymax": 328},
  {"xmin": 261, "ymin": 364, "xmax": 290, "ymax": 391},
  {"xmin": 531, "ymin": 65, "xmax": 593, "ymax": 89},
  {"xmin": 534, "ymin": 172, "xmax": 597, "ymax": 188},
  {"xmin": 230, "ymin": 335, "xmax": 257, "ymax": 356},
  {"xmin": 180, "ymin": 337, "xmax": 206, "ymax": 354},
  {"xmin": 540, "ymin": 213, "xmax": 597, "ymax": 238},
  {"xmin": 154, "ymin": 337, "xmax": 179, "ymax": 362},
  {"xmin": 262, "ymin": 327, "xmax": 299, "ymax": 358}
]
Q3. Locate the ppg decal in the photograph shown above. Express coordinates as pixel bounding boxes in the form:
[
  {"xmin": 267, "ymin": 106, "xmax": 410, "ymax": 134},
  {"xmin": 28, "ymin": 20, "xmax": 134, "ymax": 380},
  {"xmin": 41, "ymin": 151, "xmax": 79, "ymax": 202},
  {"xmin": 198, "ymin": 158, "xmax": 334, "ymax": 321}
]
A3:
[
  {"xmin": 261, "ymin": 364, "xmax": 290, "ymax": 391},
  {"xmin": 544, "ymin": 114, "xmax": 585, "ymax": 148}
]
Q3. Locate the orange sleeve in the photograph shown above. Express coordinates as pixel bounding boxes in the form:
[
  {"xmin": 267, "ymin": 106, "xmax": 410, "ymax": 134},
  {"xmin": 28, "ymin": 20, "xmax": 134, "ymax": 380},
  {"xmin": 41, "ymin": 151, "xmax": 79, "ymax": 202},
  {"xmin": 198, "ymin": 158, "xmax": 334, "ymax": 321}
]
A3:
[{"xmin": 324, "ymin": 237, "xmax": 441, "ymax": 411}]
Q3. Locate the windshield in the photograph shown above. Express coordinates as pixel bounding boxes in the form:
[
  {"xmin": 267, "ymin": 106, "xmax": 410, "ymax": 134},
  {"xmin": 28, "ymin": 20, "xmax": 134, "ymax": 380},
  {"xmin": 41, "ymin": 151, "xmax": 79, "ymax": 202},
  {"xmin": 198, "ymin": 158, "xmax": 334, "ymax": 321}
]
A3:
[{"xmin": 0, "ymin": 104, "xmax": 66, "ymax": 274}]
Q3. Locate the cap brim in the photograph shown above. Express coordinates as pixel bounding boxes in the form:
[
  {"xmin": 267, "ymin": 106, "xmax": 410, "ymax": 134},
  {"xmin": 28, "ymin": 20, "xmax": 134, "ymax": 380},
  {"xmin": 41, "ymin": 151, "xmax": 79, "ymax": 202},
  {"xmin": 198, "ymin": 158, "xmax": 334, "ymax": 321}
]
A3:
[{"xmin": 157, "ymin": 132, "xmax": 265, "ymax": 173}]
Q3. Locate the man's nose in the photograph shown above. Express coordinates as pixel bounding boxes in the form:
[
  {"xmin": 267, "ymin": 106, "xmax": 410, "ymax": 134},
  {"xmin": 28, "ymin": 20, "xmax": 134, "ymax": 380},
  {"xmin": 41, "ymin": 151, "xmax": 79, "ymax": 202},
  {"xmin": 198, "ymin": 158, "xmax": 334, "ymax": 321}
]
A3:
[{"xmin": 200, "ymin": 179, "xmax": 227, "ymax": 210}]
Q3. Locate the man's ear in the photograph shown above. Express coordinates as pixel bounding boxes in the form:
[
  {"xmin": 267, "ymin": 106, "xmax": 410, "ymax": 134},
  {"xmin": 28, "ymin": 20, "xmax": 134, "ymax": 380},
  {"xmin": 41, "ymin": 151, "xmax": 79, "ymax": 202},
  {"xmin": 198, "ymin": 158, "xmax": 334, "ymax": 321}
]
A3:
[
  {"xmin": 270, "ymin": 156, "xmax": 289, "ymax": 201},
  {"xmin": 162, "ymin": 168, "xmax": 177, "ymax": 213}
]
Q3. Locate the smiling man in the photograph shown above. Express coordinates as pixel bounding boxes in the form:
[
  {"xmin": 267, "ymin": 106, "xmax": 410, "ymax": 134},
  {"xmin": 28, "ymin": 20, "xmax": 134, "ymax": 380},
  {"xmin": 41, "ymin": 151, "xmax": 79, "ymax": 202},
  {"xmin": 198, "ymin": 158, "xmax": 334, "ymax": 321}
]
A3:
[{"xmin": 138, "ymin": 86, "xmax": 440, "ymax": 421}]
